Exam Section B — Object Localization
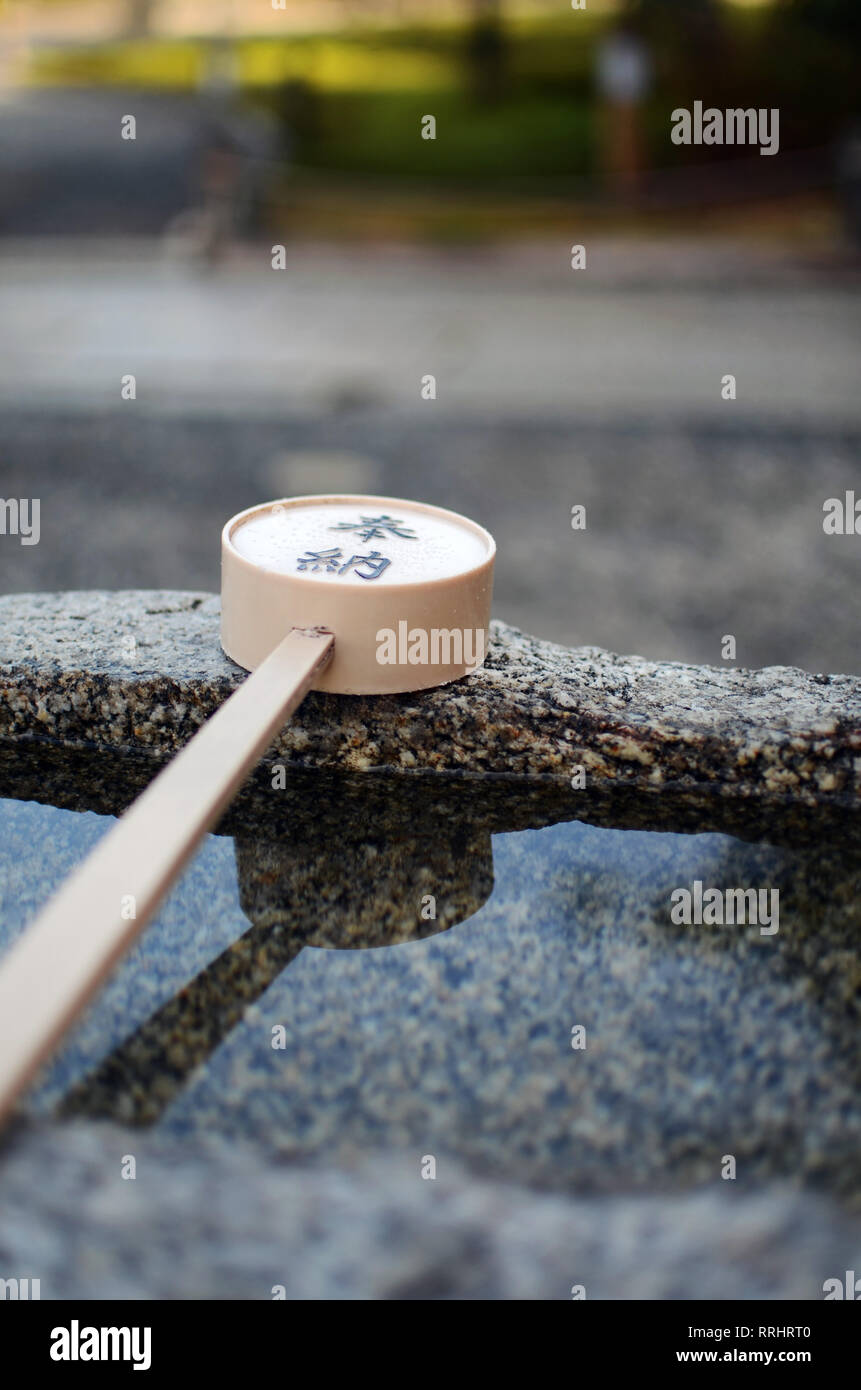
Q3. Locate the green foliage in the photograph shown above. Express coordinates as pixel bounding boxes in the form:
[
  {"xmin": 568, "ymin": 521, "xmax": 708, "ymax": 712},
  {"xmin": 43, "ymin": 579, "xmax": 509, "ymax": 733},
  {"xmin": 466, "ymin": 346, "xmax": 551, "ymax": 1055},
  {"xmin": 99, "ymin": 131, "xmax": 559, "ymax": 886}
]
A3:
[
  {"xmin": 273, "ymin": 91, "xmax": 594, "ymax": 181},
  {"xmin": 22, "ymin": 8, "xmax": 860, "ymax": 185}
]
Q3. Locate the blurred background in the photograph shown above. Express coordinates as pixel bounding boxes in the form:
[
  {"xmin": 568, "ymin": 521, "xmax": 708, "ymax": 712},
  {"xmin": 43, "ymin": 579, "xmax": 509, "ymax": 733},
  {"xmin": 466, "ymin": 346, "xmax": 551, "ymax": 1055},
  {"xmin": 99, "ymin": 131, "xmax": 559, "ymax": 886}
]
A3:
[{"xmin": 0, "ymin": 0, "xmax": 858, "ymax": 672}]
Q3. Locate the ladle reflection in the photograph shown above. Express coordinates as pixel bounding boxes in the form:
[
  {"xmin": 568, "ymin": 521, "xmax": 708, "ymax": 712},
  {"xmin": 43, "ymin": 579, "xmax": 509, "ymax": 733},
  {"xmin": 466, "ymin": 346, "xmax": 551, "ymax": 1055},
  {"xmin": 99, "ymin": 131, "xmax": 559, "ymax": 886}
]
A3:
[{"xmin": 59, "ymin": 781, "xmax": 492, "ymax": 1124}]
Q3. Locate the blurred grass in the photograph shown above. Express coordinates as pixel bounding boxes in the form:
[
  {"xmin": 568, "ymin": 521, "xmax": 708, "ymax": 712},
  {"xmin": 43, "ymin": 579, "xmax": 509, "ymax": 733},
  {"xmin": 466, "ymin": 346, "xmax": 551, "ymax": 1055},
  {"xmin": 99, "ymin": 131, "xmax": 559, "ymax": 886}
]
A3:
[{"xmin": 306, "ymin": 93, "xmax": 596, "ymax": 180}]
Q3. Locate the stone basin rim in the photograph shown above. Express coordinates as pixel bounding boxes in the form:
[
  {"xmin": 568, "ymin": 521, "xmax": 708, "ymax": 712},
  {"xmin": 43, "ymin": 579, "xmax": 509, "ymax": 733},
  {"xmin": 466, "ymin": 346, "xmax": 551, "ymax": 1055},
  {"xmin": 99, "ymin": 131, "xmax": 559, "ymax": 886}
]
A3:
[{"xmin": 0, "ymin": 589, "xmax": 858, "ymax": 801}]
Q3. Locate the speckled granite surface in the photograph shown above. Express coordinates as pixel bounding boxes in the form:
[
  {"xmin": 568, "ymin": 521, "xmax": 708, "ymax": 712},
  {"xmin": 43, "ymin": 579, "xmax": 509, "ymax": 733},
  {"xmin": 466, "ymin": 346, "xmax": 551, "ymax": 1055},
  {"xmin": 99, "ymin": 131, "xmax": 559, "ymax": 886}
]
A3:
[
  {"xmin": 36, "ymin": 809, "xmax": 854, "ymax": 1203},
  {"xmin": 0, "ymin": 744, "xmax": 858, "ymax": 1300},
  {"xmin": 1, "ymin": 738, "xmax": 858, "ymax": 855},
  {"xmin": 0, "ymin": 595, "xmax": 859, "ymax": 1298},
  {"xmin": 1, "ymin": 590, "xmax": 859, "ymax": 799},
  {"xmin": 1, "ymin": 1123, "xmax": 858, "ymax": 1300}
]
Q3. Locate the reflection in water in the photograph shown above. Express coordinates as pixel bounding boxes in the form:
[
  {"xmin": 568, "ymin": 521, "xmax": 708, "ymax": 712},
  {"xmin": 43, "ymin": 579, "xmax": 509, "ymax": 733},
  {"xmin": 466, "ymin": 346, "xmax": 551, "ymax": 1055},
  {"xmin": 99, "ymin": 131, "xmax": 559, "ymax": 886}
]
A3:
[
  {"xmin": 59, "ymin": 814, "xmax": 493, "ymax": 1124},
  {"xmin": 0, "ymin": 742, "xmax": 858, "ymax": 1204}
]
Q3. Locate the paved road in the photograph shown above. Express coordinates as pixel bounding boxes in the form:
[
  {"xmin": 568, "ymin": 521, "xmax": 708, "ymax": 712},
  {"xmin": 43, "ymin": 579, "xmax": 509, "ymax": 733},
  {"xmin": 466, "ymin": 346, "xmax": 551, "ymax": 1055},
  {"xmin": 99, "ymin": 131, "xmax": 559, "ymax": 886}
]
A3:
[
  {"xmin": 0, "ymin": 240, "xmax": 858, "ymax": 673},
  {"xmin": 0, "ymin": 241, "xmax": 859, "ymax": 424},
  {"xmin": 0, "ymin": 407, "xmax": 857, "ymax": 675}
]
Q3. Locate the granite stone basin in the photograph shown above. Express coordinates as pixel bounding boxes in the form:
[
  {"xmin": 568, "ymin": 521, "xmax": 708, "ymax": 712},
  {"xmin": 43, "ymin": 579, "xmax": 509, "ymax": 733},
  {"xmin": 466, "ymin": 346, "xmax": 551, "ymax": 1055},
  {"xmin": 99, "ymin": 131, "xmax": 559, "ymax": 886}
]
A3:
[
  {"xmin": 0, "ymin": 591, "xmax": 858, "ymax": 1299},
  {"xmin": 0, "ymin": 590, "xmax": 859, "ymax": 796}
]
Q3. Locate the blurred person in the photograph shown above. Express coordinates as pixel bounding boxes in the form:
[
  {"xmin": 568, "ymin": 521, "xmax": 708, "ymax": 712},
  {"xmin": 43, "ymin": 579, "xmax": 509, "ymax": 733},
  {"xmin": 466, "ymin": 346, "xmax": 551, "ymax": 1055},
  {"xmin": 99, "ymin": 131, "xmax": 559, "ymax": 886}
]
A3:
[
  {"xmin": 196, "ymin": 125, "xmax": 245, "ymax": 266},
  {"xmin": 595, "ymin": 23, "xmax": 654, "ymax": 200},
  {"xmin": 162, "ymin": 92, "xmax": 280, "ymax": 270},
  {"xmin": 163, "ymin": 123, "xmax": 244, "ymax": 268}
]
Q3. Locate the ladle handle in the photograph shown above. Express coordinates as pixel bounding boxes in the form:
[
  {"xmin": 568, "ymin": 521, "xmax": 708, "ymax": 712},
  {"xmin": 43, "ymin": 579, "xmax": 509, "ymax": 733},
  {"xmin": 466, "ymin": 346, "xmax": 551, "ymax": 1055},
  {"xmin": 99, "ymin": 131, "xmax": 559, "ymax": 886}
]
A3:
[{"xmin": 0, "ymin": 627, "xmax": 334, "ymax": 1124}]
